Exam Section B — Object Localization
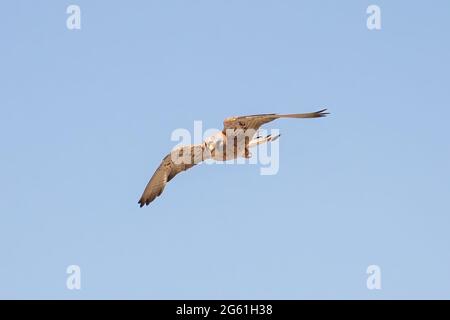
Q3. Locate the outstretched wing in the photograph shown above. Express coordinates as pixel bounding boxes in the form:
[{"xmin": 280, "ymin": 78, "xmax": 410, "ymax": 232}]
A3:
[
  {"xmin": 222, "ymin": 109, "xmax": 328, "ymax": 133},
  {"xmin": 138, "ymin": 144, "xmax": 206, "ymax": 207}
]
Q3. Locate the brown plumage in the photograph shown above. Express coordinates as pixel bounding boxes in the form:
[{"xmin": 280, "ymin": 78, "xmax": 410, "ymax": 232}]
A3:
[
  {"xmin": 138, "ymin": 109, "xmax": 328, "ymax": 207},
  {"xmin": 222, "ymin": 109, "xmax": 328, "ymax": 133},
  {"xmin": 138, "ymin": 144, "xmax": 205, "ymax": 207}
]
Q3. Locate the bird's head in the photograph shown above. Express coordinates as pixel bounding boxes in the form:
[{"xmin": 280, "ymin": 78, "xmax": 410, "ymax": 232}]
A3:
[{"xmin": 205, "ymin": 133, "xmax": 224, "ymax": 152}]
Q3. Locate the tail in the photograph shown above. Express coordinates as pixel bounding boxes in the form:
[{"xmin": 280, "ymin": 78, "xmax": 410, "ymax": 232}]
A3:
[
  {"xmin": 248, "ymin": 133, "xmax": 281, "ymax": 148},
  {"xmin": 277, "ymin": 109, "xmax": 329, "ymax": 119}
]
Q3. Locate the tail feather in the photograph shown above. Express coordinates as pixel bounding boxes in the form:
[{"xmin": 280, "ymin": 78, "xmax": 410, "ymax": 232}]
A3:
[{"xmin": 248, "ymin": 133, "xmax": 281, "ymax": 148}]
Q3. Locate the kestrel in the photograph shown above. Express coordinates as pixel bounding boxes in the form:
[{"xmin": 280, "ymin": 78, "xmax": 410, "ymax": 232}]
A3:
[{"xmin": 138, "ymin": 109, "xmax": 328, "ymax": 207}]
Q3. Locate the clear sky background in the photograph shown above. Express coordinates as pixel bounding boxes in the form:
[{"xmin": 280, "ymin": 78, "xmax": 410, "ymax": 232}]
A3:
[{"xmin": 1, "ymin": 1, "xmax": 450, "ymax": 299}]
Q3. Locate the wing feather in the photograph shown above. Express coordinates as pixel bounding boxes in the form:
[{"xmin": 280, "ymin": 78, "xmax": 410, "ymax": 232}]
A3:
[
  {"xmin": 223, "ymin": 109, "xmax": 328, "ymax": 132},
  {"xmin": 138, "ymin": 144, "xmax": 206, "ymax": 207}
]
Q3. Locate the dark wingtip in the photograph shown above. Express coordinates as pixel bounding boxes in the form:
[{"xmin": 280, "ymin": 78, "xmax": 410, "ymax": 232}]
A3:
[
  {"xmin": 138, "ymin": 197, "xmax": 154, "ymax": 207},
  {"xmin": 317, "ymin": 108, "xmax": 329, "ymax": 116}
]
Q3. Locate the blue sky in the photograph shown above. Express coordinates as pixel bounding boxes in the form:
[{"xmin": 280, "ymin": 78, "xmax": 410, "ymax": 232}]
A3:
[{"xmin": 1, "ymin": 1, "xmax": 450, "ymax": 299}]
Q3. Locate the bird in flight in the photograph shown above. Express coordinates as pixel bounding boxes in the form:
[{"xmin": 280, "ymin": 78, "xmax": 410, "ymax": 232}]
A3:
[{"xmin": 138, "ymin": 109, "xmax": 328, "ymax": 207}]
